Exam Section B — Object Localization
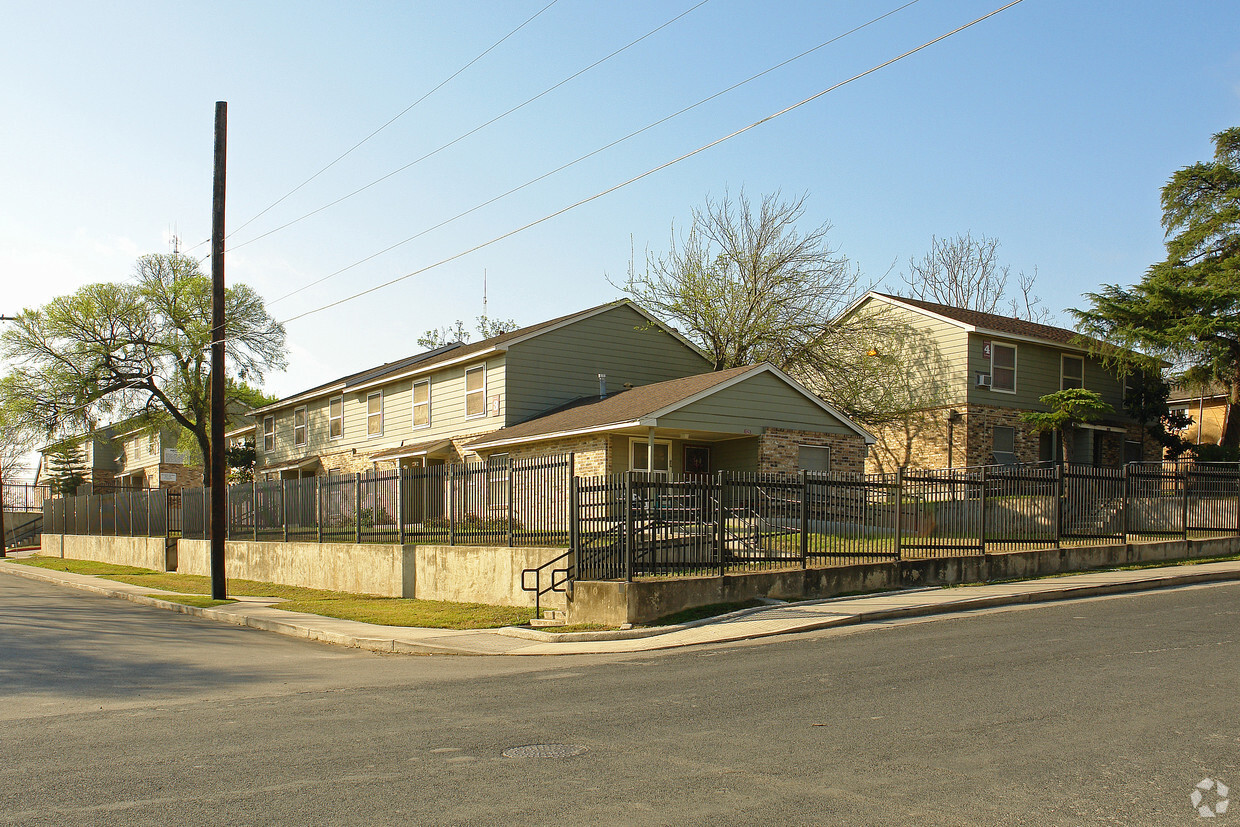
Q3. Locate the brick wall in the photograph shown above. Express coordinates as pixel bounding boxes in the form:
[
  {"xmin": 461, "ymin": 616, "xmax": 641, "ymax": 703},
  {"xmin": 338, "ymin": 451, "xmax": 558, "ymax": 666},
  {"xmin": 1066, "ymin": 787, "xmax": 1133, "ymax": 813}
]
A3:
[
  {"xmin": 865, "ymin": 408, "xmax": 964, "ymax": 474},
  {"xmin": 505, "ymin": 436, "xmax": 610, "ymax": 477},
  {"xmin": 757, "ymin": 429, "xmax": 866, "ymax": 475}
]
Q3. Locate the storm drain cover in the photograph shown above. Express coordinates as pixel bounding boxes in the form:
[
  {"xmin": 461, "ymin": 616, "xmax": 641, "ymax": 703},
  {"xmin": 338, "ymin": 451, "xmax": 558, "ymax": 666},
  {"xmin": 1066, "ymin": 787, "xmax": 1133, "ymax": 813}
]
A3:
[{"xmin": 502, "ymin": 744, "xmax": 588, "ymax": 759}]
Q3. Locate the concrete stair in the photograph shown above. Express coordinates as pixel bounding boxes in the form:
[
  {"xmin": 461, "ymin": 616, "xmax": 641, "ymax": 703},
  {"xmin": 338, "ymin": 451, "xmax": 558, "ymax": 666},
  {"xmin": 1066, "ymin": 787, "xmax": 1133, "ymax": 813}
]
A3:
[{"xmin": 530, "ymin": 609, "xmax": 567, "ymax": 628}]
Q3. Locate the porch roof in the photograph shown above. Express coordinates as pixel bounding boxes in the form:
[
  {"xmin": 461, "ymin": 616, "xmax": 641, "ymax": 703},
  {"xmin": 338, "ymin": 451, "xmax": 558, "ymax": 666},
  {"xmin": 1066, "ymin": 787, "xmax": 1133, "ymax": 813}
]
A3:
[
  {"xmin": 369, "ymin": 438, "xmax": 455, "ymax": 461},
  {"xmin": 468, "ymin": 364, "xmax": 874, "ymax": 451}
]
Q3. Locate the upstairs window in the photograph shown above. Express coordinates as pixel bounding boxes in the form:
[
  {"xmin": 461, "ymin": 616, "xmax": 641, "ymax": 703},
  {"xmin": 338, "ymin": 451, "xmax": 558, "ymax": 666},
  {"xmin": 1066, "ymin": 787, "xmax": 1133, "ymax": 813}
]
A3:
[
  {"xmin": 991, "ymin": 343, "xmax": 1017, "ymax": 392},
  {"xmin": 147, "ymin": 433, "xmax": 156, "ymax": 455},
  {"xmin": 263, "ymin": 416, "xmax": 275, "ymax": 452},
  {"xmin": 1061, "ymin": 355, "xmax": 1084, "ymax": 390},
  {"xmin": 293, "ymin": 406, "xmax": 307, "ymax": 447},
  {"xmin": 329, "ymin": 396, "xmax": 343, "ymax": 440},
  {"xmin": 412, "ymin": 380, "xmax": 430, "ymax": 428},
  {"xmin": 367, "ymin": 392, "xmax": 383, "ymax": 437},
  {"xmin": 465, "ymin": 366, "xmax": 486, "ymax": 419}
]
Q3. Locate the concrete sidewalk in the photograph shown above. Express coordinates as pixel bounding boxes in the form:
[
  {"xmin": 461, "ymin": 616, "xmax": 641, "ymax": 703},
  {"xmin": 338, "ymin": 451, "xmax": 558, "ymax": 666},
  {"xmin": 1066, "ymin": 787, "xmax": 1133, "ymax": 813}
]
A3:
[{"xmin": 3, "ymin": 554, "xmax": 1240, "ymax": 656}]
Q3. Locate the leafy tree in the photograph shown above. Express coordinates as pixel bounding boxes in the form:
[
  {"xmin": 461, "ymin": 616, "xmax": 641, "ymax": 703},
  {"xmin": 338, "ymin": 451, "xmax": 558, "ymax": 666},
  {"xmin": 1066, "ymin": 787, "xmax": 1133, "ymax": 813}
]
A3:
[
  {"xmin": 1122, "ymin": 369, "xmax": 1190, "ymax": 458},
  {"xmin": 1021, "ymin": 389, "xmax": 1114, "ymax": 462},
  {"xmin": 615, "ymin": 190, "xmax": 861, "ymax": 372},
  {"xmin": 43, "ymin": 443, "xmax": 87, "ymax": 496},
  {"xmin": 1072, "ymin": 127, "xmax": 1240, "ymax": 448},
  {"xmin": 0, "ymin": 253, "xmax": 286, "ymax": 486},
  {"xmin": 417, "ymin": 315, "xmax": 518, "ymax": 350},
  {"xmin": 226, "ymin": 440, "xmax": 257, "ymax": 484},
  {"xmin": 900, "ymin": 232, "xmax": 1049, "ymax": 322}
]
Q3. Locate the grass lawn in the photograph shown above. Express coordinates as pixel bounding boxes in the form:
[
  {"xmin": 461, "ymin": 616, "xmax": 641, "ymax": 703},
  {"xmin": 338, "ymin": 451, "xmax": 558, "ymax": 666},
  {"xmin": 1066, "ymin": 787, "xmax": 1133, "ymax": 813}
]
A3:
[
  {"xmin": 11, "ymin": 555, "xmax": 534, "ymax": 629},
  {"xmin": 147, "ymin": 595, "xmax": 238, "ymax": 608}
]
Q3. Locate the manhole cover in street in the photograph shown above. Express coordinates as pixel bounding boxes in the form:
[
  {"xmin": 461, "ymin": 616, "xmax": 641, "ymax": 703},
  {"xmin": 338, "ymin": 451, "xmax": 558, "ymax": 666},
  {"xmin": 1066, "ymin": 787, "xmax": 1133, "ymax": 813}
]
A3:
[{"xmin": 502, "ymin": 744, "xmax": 588, "ymax": 759}]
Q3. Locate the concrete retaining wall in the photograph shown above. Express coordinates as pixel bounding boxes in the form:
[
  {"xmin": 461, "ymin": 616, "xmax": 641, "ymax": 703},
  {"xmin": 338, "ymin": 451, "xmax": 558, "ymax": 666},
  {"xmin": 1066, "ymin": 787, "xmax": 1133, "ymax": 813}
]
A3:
[
  {"xmin": 177, "ymin": 539, "xmax": 414, "ymax": 598},
  {"xmin": 566, "ymin": 536, "xmax": 1240, "ymax": 625},
  {"xmin": 414, "ymin": 545, "xmax": 567, "ymax": 609},
  {"xmin": 40, "ymin": 533, "xmax": 174, "ymax": 572}
]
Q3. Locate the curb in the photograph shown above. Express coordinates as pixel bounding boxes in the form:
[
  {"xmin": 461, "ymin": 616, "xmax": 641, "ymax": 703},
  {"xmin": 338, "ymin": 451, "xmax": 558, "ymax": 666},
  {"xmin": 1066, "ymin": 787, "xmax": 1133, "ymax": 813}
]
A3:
[{"xmin": 5, "ymin": 559, "xmax": 1240, "ymax": 655}]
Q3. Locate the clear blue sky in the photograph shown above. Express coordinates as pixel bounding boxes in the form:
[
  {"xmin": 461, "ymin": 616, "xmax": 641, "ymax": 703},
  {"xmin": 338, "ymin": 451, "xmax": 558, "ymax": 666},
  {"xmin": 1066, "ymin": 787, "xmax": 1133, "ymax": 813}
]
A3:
[{"xmin": 2, "ymin": 0, "xmax": 1238, "ymax": 424}]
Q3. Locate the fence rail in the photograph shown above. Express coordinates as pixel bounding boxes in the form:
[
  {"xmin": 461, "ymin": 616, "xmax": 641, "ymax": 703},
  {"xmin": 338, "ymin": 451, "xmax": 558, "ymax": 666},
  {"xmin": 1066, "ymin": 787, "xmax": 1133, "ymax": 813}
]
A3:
[
  {"xmin": 3, "ymin": 483, "xmax": 51, "ymax": 513},
  {"xmin": 572, "ymin": 461, "xmax": 1240, "ymax": 581}
]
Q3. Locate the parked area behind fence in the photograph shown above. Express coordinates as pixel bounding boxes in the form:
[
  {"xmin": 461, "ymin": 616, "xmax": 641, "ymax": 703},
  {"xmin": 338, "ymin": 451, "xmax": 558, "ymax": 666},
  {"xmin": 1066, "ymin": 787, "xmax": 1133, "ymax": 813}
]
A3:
[{"xmin": 40, "ymin": 459, "xmax": 1240, "ymax": 581}]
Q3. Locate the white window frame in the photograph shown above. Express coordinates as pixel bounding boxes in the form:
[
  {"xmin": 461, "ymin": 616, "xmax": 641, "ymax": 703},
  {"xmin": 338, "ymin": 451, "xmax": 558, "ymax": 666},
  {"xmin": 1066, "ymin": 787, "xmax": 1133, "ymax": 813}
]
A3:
[
  {"xmin": 629, "ymin": 438, "xmax": 672, "ymax": 476},
  {"xmin": 412, "ymin": 380, "xmax": 430, "ymax": 429},
  {"xmin": 366, "ymin": 391, "xmax": 383, "ymax": 438},
  {"xmin": 1060, "ymin": 354, "xmax": 1085, "ymax": 390},
  {"xmin": 293, "ymin": 406, "xmax": 307, "ymax": 447},
  {"xmin": 263, "ymin": 416, "xmax": 275, "ymax": 452},
  {"xmin": 465, "ymin": 365, "xmax": 487, "ymax": 420},
  {"xmin": 991, "ymin": 342, "xmax": 1017, "ymax": 394},
  {"xmin": 329, "ymin": 395, "xmax": 343, "ymax": 440},
  {"xmin": 147, "ymin": 433, "xmax": 156, "ymax": 456},
  {"xmin": 797, "ymin": 444, "xmax": 831, "ymax": 473}
]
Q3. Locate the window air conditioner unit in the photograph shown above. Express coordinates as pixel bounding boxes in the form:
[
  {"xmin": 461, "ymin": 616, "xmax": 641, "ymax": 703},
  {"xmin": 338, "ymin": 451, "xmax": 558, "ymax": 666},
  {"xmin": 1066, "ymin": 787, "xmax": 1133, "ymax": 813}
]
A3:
[{"xmin": 976, "ymin": 373, "xmax": 992, "ymax": 388}]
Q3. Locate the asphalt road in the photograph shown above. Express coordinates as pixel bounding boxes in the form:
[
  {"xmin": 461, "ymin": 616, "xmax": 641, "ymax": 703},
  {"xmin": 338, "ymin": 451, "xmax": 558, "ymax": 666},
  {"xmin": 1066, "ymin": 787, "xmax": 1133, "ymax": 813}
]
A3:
[{"xmin": 2, "ymin": 573, "xmax": 1238, "ymax": 826}]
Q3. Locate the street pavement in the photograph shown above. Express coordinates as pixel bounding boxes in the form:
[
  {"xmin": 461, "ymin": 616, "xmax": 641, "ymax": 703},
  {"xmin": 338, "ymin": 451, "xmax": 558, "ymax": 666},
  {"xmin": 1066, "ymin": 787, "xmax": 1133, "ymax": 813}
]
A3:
[
  {"xmin": 3, "ymin": 553, "xmax": 1240, "ymax": 654},
  {"xmin": 2, "ymin": 569, "xmax": 1239, "ymax": 825}
]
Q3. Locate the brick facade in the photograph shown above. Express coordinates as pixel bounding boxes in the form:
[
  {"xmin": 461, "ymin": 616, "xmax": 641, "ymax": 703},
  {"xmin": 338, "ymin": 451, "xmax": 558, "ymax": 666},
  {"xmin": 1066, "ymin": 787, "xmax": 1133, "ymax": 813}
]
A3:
[
  {"xmin": 757, "ymin": 429, "xmax": 867, "ymax": 475},
  {"xmin": 865, "ymin": 403, "xmax": 1161, "ymax": 473}
]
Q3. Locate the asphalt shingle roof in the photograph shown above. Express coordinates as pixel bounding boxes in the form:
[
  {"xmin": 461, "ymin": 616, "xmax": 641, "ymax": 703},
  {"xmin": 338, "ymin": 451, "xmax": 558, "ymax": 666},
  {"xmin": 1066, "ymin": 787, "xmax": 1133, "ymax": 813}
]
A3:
[
  {"xmin": 876, "ymin": 293, "xmax": 1082, "ymax": 346},
  {"xmin": 469, "ymin": 365, "xmax": 759, "ymax": 447}
]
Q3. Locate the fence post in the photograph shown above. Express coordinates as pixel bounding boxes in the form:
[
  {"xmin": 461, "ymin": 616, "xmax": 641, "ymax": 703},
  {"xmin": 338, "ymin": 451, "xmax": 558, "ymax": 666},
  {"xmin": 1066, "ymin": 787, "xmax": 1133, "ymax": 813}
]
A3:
[
  {"xmin": 1054, "ymin": 462, "xmax": 1063, "ymax": 549},
  {"xmin": 979, "ymin": 466, "xmax": 988, "ymax": 555},
  {"xmin": 316, "ymin": 476, "xmax": 324, "ymax": 544},
  {"xmin": 355, "ymin": 473, "xmax": 363, "ymax": 544},
  {"xmin": 566, "ymin": 453, "xmax": 575, "ymax": 549},
  {"xmin": 449, "ymin": 464, "xmax": 457, "ymax": 546},
  {"xmin": 1121, "ymin": 463, "xmax": 1130, "ymax": 541},
  {"xmin": 799, "ymin": 470, "xmax": 809, "ymax": 569},
  {"xmin": 568, "ymin": 473, "xmax": 580, "ymax": 567},
  {"xmin": 624, "ymin": 471, "xmax": 634, "ymax": 583},
  {"xmin": 281, "ymin": 479, "xmax": 289, "ymax": 543},
  {"xmin": 252, "ymin": 479, "xmax": 258, "ymax": 542},
  {"xmin": 1181, "ymin": 462, "xmax": 1190, "ymax": 543},
  {"xmin": 894, "ymin": 469, "xmax": 904, "ymax": 561},
  {"xmin": 397, "ymin": 468, "xmax": 406, "ymax": 546},
  {"xmin": 506, "ymin": 456, "xmax": 515, "ymax": 548},
  {"xmin": 717, "ymin": 471, "xmax": 726, "ymax": 577}
]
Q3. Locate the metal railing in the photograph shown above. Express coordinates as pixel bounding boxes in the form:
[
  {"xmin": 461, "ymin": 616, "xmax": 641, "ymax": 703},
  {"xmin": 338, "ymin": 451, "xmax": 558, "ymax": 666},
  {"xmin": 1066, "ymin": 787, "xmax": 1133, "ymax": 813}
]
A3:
[
  {"xmin": 570, "ymin": 461, "xmax": 1240, "ymax": 581},
  {"xmin": 2, "ymin": 483, "xmax": 51, "ymax": 513},
  {"xmin": 177, "ymin": 454, "xmax": 574, "ymax": 547}
]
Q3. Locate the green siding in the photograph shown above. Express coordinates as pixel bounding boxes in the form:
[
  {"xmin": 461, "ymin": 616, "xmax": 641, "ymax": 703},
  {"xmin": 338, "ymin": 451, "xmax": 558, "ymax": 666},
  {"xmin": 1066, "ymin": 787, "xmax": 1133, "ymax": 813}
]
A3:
[
  {"xmin": 658, "ymin": 371, "xmax": 854, "ymax": 435},
  {"xmin": 967, "ymin": 334, "xmax": 1132, "ymax": 419},
  {"xmin": 504, "ymin": 304, "xmax": 711, "ymax": 423}
]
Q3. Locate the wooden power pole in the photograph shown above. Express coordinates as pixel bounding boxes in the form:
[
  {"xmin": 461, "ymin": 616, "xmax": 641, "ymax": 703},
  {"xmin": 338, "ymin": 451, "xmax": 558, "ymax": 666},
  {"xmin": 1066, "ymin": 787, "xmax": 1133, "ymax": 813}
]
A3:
[{"xmin": 210, "ymin": 101, "xmax": 228, "ymax": 599}]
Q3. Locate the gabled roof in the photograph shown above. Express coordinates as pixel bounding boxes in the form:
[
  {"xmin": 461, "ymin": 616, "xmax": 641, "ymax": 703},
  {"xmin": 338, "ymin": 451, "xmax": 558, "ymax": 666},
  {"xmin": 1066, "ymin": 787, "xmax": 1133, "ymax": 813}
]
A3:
[
  {"xmin": 251, "ymin": 299, "xmax": 708, "ymax": 415},
  {"xmin": 844, "ymin": 292, "xmax": 1087, "ymax": 349},
  {"xmin": 468, "ymin": 363, "xmax": 874, "ymax": 450}
]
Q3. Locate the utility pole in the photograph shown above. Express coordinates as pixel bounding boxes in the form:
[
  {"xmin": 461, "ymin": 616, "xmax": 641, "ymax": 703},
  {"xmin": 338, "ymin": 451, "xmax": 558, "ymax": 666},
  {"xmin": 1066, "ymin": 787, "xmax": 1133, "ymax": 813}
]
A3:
[
  {"xmin": 209, "ymin": 102, "xmax": 227, "ymax": 599},
  {"xmin": 0, "ymin": 314, "xmax": 15, "ymax": 556}
]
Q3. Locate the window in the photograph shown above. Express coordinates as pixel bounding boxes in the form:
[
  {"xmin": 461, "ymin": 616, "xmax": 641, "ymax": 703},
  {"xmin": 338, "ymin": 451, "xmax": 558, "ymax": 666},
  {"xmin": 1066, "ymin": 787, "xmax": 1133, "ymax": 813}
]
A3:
[
  {"xmin": 147, "ymin": 433, "xmax": 156, "ymax": 455},
  {"xmin": 1125, "ymin": 440, "xmax": 1143, "ymax": 464},
  {"xmin": 630, "ymin": 439, "xmax": 671, "ymax": 476},
  {"xmin": 329, "ymin": 396, "xmax": 343, "ymax": 440},
  {"xmin": 992, "ymin": 425, "xmax": 1017, "ymax": 464},
  {"xmin": 798, "ymin": 445, "xmax": 831, "ymax": 473},
  {"xmin": 412, "ymin": 380, "xmax": 430, "ymax": 428},
  {"xmin": 1061, "ymin": 355, "xmax": 1084, "ymax": 390},
  {"xmin": 465, "ymin": 366, "xmax": 486, "ymax": 419},
  {"xmin": 991, "ymin": 343, "xmax": 1016, "ymax": 392},
  {"xmin": 293, "ymin": 406, "xmax": 307, "ymax": 447},
  {"xmin": 367, "ymin": 392, "xmax": 383, "ymax": 437},
  {"xmin": 263, "ymin": 416, "xmax": 275, "ymax": 452}
]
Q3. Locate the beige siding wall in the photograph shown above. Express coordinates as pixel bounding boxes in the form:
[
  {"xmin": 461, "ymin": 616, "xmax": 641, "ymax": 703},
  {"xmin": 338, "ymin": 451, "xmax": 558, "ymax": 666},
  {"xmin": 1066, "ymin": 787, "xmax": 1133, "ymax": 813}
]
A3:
[
  {"xmin": 847, "ymin": 298, "xmax": 970, "ymax": 405},
  {"xmin": 503, "ymin": 304, "xmax": 710, "ymax": 423},
  {"xmin": 259, "ymin": 354, "xmax": 507, "ymax": 469}
]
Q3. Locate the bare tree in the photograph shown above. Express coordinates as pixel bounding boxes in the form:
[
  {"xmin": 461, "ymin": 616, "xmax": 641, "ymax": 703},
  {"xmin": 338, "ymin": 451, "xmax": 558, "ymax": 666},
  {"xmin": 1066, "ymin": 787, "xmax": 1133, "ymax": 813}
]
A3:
[
  {"xmin": 901, "ymin": 233, "xmax": 1049, "ymax": 323},
  {"xmin": 616, "ymin": 190, "xmax": 862, "ymax": 371}
]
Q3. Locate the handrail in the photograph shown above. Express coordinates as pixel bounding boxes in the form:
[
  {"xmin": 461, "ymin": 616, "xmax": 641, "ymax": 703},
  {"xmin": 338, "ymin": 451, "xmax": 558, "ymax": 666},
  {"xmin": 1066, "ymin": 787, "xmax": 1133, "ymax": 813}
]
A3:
[{"xmin": 521, "ymin": 548, "xmax": 573, "ymax": 619}]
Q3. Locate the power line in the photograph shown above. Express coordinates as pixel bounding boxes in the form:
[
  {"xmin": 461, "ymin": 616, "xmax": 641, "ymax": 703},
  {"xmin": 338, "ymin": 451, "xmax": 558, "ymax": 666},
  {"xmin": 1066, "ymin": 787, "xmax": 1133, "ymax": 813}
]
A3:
[
  {"xmin": 268, "ymin": 0, "xmax": 925, "ymax": 306},
  {"xmin": 230, "ymin": 0, "xmax": 714, "ymax": 253},
  {"xmin": 278, "ymin": 0, "xmax": 1026, "ymax": 327},
  {"xmin": 187, "ymin": 0, "xmax": 563, "ymax": 256}
]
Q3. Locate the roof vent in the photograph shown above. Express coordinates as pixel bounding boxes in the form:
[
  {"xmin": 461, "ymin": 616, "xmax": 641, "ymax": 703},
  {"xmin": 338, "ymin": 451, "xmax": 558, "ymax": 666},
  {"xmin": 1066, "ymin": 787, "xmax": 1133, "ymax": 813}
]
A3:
[{"xmin": 598, "ymin": 373, "xmax": 607, "ymax": 399}]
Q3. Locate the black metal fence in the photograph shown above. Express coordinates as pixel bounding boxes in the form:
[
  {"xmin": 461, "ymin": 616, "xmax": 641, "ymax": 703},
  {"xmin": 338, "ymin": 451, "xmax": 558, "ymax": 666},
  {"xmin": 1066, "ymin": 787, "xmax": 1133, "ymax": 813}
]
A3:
[
  {"xmin": 3, "ymin": 483, "xmax": 51, "ymax": 513},
  {"xmin": 573, "ymin": 461, "xmax": 1240, "ymax": 581},
  {"xmin": 43, "ymin": 487, "xmax": 173, "ymax": 539},
  {"xmin": 178, "ymin": 454, "xmax": 573, "ymax": 547}
]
